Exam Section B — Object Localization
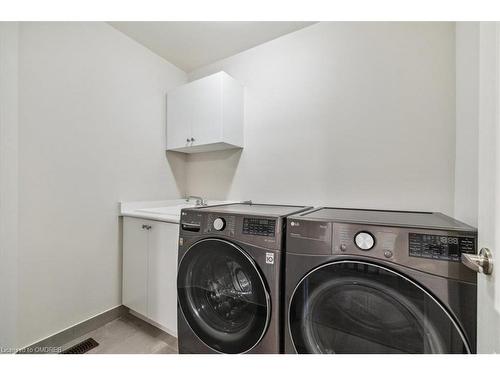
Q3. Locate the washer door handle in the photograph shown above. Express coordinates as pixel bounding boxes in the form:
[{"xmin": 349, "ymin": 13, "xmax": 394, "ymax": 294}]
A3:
[{"xmin": 461, "ymin": 248, "xmax": 493, "ymax": 275}]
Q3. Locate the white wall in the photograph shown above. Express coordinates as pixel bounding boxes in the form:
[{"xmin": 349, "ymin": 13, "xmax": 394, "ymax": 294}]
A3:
[
  {"xmin": 185, "ymin": 22, "xmax": 457, "ymax": 214},
  {"xmin": 16, "ymin": 22, "xmax": 187, "ymax": 348},
  {"xmin": 455, "ymin": 22, "xmax": 479, "ymax": 227},
  {"xmin": 0, "ymin": 22, "xmax": 19, "ymax": 353}
]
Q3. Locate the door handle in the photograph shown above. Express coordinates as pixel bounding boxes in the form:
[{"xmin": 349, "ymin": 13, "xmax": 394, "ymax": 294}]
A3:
[{"xmin": 461, "ymin": 248, "xmax": 493, "ymax": 275}]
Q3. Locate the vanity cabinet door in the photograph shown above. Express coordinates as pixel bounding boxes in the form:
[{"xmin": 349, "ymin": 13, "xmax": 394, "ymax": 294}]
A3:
[
  {"xmin": 148, "ymin": 221, "xmax": 179, "ymax": 337},
  {"xmin": 122, "ymin": 217, "xmax": 149, "ymax": 317}
]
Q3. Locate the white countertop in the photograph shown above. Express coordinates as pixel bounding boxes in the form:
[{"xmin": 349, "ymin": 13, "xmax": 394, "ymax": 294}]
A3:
[{"xmin": 120, "ymin": 199, "xmax": 236, "ymax": 224}]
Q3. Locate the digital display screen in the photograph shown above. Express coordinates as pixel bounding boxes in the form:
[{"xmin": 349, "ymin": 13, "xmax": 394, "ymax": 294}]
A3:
[
  {"xmin": 409, "ymin": 233, "xmax": 475, "ymax": 262},
  {"xmin": 243, "ymin": 218, "xmax": 276, "ymax": 237}
]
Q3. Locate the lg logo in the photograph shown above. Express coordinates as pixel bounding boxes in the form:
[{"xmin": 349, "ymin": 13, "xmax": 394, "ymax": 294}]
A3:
[{"xmin": 290, "ymin": 221, "xmax": 300, "ymax": 227}]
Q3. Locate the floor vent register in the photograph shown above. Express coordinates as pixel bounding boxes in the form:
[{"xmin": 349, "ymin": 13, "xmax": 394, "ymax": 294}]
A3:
[{"xmin": 61, "ymin": 338, "xmax": 99, "ymax": 354}]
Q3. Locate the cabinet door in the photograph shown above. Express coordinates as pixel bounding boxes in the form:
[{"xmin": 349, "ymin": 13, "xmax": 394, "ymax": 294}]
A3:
[
  {"xmin": 122, "ymin": 217, "xmax": 149, "ymax": 317},
  {"xmin": 190, "ymin": 73, "xmax": 222, "ymax": 146},
  {"xmin": 148, "ymin": 221, "xmax": 179, "ymax": 336},
  {"xmin": 166, "ymin": 85, "xmax": 192, "ymax": 150}
]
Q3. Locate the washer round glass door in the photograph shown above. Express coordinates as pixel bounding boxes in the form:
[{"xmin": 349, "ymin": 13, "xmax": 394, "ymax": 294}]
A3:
[
  {"xmin": 289, "ymin": 261, "xmax": 470, "ymax": 354},
  {"xmin": 177, "ymin": 238, "xmax": 271, "ymax": 353}
]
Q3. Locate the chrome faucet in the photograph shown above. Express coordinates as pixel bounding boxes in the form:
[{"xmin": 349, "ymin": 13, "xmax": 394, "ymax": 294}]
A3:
[{"xmin": 186, "ymin": 195, "xmax": 207, "ymax": 206}]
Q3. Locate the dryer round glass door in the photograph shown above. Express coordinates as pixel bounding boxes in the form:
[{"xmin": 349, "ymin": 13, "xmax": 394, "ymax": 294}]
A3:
[
  {"xmin": 289, "ymin": 261, "xmax": 471, "ymax": 354},
  {"xmin": 177, "ymin": 238, "xmax": 271, "ymax": 354}
]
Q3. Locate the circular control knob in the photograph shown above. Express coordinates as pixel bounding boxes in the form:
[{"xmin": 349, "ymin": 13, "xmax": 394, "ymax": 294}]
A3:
[
  {"xmin": 213, "ymin": 217, "xmax": 226, "ymax": 231},
  {"xmin": 354, "ymin": 231, "xmax": 375, "ymax": 251}
]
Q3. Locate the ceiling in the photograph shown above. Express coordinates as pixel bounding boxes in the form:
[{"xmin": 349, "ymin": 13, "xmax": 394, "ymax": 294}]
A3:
[{"xmin": 109, "ymin": 22, "xmax": 315, "ymax": 72}]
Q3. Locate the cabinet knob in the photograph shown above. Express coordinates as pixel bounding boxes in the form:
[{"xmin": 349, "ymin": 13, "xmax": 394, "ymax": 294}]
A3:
[
  {"xmin": 190, "ymin": 137, "xmax": 195, "ymax": 142},
  {"xmin": 186, "ymin": 138, "xmax": 190, "ymax": 142}
]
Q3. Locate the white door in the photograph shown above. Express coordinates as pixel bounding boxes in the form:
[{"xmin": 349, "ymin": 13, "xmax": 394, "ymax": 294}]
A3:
[
  {"xmin": 190, "ymin": 73, "xmax": 222, "ymax": 146},
  {"xmin": 476, "ymin": 22, "xmax": 500, "ymax": 353},
  {"xmin": 166, "ymin": 85, "xmax": 192, "ymax": 150},
  {"xmin": 148, "ymin": 221, "xmax": 179, "ymax": 336},
  {"xmin": 122, "ymin": 217, "xmax": 149, "ymax": 317}
]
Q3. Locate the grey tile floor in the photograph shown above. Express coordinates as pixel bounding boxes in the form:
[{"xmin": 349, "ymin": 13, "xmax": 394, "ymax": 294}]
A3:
[{"xmin": 61, "ymin": 313, "xmax": 178, "ymax": 354}]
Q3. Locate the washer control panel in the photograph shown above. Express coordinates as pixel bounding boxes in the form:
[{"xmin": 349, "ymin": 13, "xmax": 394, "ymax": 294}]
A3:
[
  {"xmin": 409, "ymin": 233, "xmax": 476, "ymax": 262},
  {"xmin": 205, "ymin": 214, "xmax": 236, "ymax": 236},
  {"xmin": 243, "ymin": 218, "xmax": 276, "ymax": 237},
  {"xmin": 213, "ymin": 217, "xmax": 226, "ymax": 231},
  {"xmin": 354, "ymin": 231, "xmax": 375, "ymax": 250},
  {"xmin": 180, "ymin": 208, "xmax": 284, "ymax": 249}
]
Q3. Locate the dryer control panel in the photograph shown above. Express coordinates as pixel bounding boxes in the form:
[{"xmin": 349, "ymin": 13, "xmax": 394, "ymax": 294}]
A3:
[
  {"xmin": 408, "ymin": 233, "xmax": 476, "ymax": 262},
  {"xmin": 331, "ymin": 223, "xmax": 477, "ymax": 281}
]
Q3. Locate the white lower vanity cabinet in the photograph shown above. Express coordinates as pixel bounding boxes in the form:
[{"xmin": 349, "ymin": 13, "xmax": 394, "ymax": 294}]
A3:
[{"xmin": 122, "ymin": 217, "xmax": 178, "ymax": 337}]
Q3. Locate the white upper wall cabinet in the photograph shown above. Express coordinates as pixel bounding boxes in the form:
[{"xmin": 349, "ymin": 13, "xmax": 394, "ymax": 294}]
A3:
[{"xmin": 166, "ymin": 71, "xmax": 244, "ymax": 153}]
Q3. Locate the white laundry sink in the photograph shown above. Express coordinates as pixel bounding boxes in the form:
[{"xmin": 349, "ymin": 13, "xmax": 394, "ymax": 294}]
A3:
[
  {"xmin": 136, "ymin": 203, "xmax": 198, "ymax": 216},
  {"xmin": 120, "ymin": 199, "xmax": 235, "ymax": 224}
]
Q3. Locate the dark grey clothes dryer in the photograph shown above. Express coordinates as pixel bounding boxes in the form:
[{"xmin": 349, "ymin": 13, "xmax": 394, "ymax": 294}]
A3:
[
  {"xmin": 176, "ymin": 203, "xmax": 310, "ymax": 354},
  {"xmin": 284, "ymin": 207, "xmax": 478, "ymax": 354}
]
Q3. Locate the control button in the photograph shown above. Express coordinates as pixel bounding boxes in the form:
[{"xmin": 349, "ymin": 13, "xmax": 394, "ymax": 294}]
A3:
[
  {"xmin": 384, "ymin": 250, "xmax": 393, "ymax": 258},
  {"xmin": 340, "ymin": 244, "xmax": 347, "ymax": 252},
  {"xmin": 213, "ymin": 218, "xmax": 226, "ymax": 231},
  {"xmin": 354, "ymin": 231, "xmax": 375, "ymax": 251}
]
